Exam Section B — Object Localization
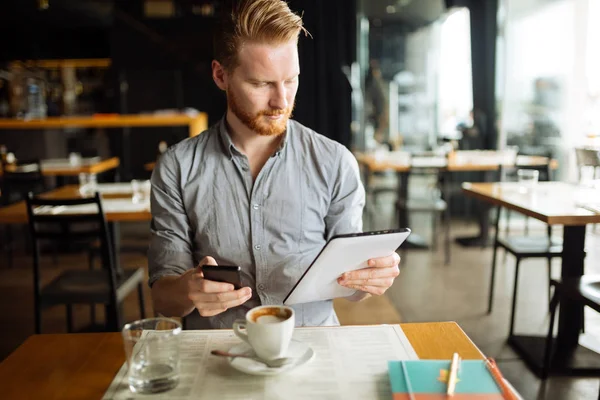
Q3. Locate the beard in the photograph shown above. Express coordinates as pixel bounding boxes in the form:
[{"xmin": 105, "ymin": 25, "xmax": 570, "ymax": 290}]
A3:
[{"xmin": 228, "ymin": 90, "xmax": 294, "ymax": 136}]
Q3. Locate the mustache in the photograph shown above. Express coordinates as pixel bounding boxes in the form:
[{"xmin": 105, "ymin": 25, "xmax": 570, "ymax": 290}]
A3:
[{"xmin": 258, "ymin": 109, "xmax": 288, "ymax": 117}]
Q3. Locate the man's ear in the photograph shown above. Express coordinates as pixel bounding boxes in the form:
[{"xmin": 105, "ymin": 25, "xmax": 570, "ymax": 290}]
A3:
[{"xmin": 212, "ymin": 60, "xmax": 228, "ymax": 91}]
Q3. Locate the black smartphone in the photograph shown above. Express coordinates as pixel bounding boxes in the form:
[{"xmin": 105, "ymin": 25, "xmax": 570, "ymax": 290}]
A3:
[{"xmin": 202, "ymin": 265, "xmax": 242, "ymax": 290}]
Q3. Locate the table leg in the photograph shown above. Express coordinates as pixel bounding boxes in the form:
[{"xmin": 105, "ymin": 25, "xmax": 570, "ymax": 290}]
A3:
[
  {"xmin": 396, "ymin": 171, "xmax": 429, "ymax": 249},
  {"xmin": 109, "ymin": 222, "xmax": 122, "ymax": 274},
  {"xmin": 508, "ymin": 224, "xmax": 600, "ymax": 377},
  {"xmin": 455, "ymin": 170, "xmax": 496, "ymax": 248}
]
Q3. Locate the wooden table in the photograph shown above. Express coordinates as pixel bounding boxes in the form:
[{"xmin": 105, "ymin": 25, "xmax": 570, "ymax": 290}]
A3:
[
  {"xmin": 0, "ymin": 113, "xmax": 208, "ymax": 138},
  {"xmin": 0, "ymin": 322, "xmax": 483, "ymax": 399},
  {"xmin": 0, "ymin": 185, "xmax": 151, "ymax": 224},
  {"xmin": 355, "ymin": 151, "xmax": 558, "ymax": 173},
  {"xmin": 463, "ymin": 181, "xmax": 600, "ymax": 376},
  {"xmin": 0, "ymin": 157, "xmax": 120, "ymax": 177},
  {"xmin": 0, "ymin": 114, "xmax": 208, "ymax": 180},
  {"xmin": 144, "ymin": 161, "xmax": 156, "ymax": 172},
  {"xmin": 356, "ymin": 151, "xmax": 559, "ymax": 250}
]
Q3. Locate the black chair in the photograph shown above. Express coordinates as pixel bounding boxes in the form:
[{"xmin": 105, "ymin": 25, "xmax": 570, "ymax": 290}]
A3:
[
  {"xmin": 395, "ymin": 172, "xmax": 450, "ymax": 264},
  {"xmin": 25, "ymin": 192, "xmax": 146, "ymax": 333},
  {"xmin": 1, "ymin": 159, "xmax": 46, "ymax": 268},
  {"xmin": 1, "ymin": 159, "xmax": 46, "ymax": 204},
  {"xmin": 504, "ymin": 153, "xmax": 553, "ymax": 236},
  {"xmin": 575, "ymin": 148, "xmax": 600, "ymax": 232},
  {"xmin": 543, "ymin": 276, "xmax": 600, "ymax": 380},
  {"xmin": 487, "ymin": 163, "xmax": 565, "ymax": 338}
]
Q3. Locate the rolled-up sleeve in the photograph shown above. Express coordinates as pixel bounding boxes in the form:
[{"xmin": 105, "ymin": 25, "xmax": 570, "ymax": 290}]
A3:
[
  {"xmin": 324, "ymin": 147, "xmax": 366, "ymax": 239},
  {"xmin": 148, "ymin": 150, "xmax": 195, "ymax": 287}
]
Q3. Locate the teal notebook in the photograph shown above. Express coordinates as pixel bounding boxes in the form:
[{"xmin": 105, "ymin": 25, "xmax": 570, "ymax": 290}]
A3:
[{"xmin": 388, "ymin": 360, "xmax": 505, "ymax": 399}]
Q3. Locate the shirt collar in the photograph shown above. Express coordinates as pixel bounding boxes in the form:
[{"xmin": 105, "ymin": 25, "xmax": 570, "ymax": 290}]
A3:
[
  {"xmin": 217, "ymin": 114, "xmax": 290, "ymax": 159},
  {"xmin": 217, "ymin": 116, "xmax": 237, "ymax": 159}
]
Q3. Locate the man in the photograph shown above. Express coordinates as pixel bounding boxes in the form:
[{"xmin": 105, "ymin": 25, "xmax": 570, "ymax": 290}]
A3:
[{"xmin": 149, "ymin": 0, "xmax": 400, "ymax": 329}]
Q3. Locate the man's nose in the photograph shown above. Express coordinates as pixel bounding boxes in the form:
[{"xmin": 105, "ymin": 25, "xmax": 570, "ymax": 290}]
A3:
[{"xmin": 269, "ymin": 83, "xmax": 288, "ymax": 110}]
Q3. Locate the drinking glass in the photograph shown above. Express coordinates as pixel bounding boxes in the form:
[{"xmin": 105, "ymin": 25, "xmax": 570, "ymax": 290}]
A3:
[
  {"xmin": 517, "ymin": 169, "xmax": 539, "ymax": 193},
  {"xmin": 122, "ymin": 318, "xmax": 182, "ymax": 394},
  {"xmin": 68, "ymin": 152, "xmax": 82, "ymax": 166},
  {"xmin": 79, "ymin": 173, "xmax": 98, "ymax": 197},
  {"xmin": 78, "ymin": 173, "xmax": 90, "ymax": 197},
  {"xmin": 131, "ymin": 179, "xmax": 150, "ymax": 203}
]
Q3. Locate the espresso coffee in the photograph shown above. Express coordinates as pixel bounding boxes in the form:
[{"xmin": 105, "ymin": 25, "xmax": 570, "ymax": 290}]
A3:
[
  {"xmin": 250, "ymin": 307, "xmax": 292, "ymax": 324},
  {"xmin": 233, "ymin": 305, "xmax": 295, "ymax": 360}
]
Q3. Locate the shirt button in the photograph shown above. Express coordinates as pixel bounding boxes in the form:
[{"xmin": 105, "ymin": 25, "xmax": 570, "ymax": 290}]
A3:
[
  {"xmin": 253, "ymin": 204, "xmax": 259, "ymax": 210},
  {"xmin": 254, "ymin": 245, "xmax": 261, "ymax": 250},
  {"xmin": 258, "ymin": 284, "xmax": 265, "ymax": 291}
]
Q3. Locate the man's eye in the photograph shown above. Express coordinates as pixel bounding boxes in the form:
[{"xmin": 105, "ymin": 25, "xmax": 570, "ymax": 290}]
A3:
[{"xmin": 253, "ymin": 82, "xmax": 268, "ymax": 87}]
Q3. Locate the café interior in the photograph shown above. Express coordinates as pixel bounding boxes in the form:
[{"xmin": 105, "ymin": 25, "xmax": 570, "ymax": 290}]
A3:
[{"xmin": 0, "ymin": 0, "xmax": 599, "ymax": 399}]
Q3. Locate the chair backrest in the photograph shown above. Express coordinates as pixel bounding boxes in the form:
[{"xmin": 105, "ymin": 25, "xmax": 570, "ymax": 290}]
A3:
[
  {"xmin": 1, "ymin": 159, "xmax": 45, "ymax": 205},
  {"xmin": 575, "ymin": 148, "xmax": 600, "ymax": 168},
  {"xmin": 25, "ymin": 192, "xmax": 119, "ymax": 305},
  {"xmin": 575, "ymin": 148, "xmax": 600, "ymax": 182}
]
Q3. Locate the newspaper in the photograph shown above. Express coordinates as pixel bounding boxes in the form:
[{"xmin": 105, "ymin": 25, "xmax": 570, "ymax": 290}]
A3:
[{"xmin": 103, "ymin": 325, "xmax": 418, "ymax": 400}]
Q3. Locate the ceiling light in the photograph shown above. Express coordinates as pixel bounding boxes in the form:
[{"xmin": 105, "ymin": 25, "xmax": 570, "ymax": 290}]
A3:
[{"xmin": 386, "ymin": 5, "xmax": 396, "ymax": 13}]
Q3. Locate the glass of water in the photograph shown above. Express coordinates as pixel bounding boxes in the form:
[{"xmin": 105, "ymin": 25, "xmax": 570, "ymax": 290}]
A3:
[
  {"xmin": 122, "ymin": 317, "xmax": 182, "ymax": 394},
  {"xmin": 517, "ymin": 169, "xmax": 539, "ymax": 193},
  {"xmin": 131, "ymin": 179, "xmax": 151, "ymax": 203},
  {"xmin": 78, "ymin": 173, "xmax": 98, "ymax": 197}
]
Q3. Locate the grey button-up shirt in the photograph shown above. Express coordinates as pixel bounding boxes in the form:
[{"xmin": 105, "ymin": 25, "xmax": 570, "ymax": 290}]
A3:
[{"xmin": 148, "ymin": 117, "xmax": 365, "ymax": 329}]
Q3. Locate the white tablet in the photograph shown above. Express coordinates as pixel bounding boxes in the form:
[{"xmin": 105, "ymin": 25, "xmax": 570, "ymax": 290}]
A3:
[{"xmin": 283, "ymin": 228, "xmax": 411, "ymax": 305}]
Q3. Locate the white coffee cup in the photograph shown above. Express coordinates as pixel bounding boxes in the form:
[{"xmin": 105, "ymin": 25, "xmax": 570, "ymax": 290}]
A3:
[{"xmin": 232, "ymin": 305, "xmax": 295, "ymax": 360}]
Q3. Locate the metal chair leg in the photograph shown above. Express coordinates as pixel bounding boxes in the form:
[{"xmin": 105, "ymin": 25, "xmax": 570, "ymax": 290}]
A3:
[
  {"xmin": 87, "ymin": 251, "xmax": 96, "ymax": 324},
  {"xmin": 105, "ymin": 304, "xmax": 120, "ymax": 331},
  {"xmin": 444, "ymin": 206, "xmax": 451, "ymax": 265},
  {"xmin": 547, "ymin": 257, "xmax": 552, "ymax": 311},
  {"xmin": 138, "ymin": 283, "xmax": 146, "ymax": 319},
  {"xmin": 488, "ymin": 207, "xmax": 502, "ymax": 314},
  {"xmin": 431, "ymin": 211, "xmax": 439, "ymax": 251},
  {"xmin": 542, "ymin": 284, "xmax": 560, "ymax": 379},
  {"xmin": 509, "ymin": 258, "xmax": 522, "ymax": 337},
  {"xmin": 488, "ymin": 243, "xmax": 499, "ymax": 314}
]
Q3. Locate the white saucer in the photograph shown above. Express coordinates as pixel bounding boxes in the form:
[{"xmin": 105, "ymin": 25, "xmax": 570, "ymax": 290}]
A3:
[{"xmin": 227, "ymin": 340, "xmax": 315, "ymax": 376}]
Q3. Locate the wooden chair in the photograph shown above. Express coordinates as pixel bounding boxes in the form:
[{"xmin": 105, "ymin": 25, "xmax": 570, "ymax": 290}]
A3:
[{"xmin": 25, "ymin": 192, "xmax": 146, "ymax": 333}]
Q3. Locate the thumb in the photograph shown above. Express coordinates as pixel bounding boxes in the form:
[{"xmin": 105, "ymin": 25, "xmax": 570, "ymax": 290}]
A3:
[
  {"xmin": 199, "ymin": 256, "xmax": 218, "ymax": 266},
  {"xmin": 196, "ymin": 256, "xmax": 218, "ymax": 275}
]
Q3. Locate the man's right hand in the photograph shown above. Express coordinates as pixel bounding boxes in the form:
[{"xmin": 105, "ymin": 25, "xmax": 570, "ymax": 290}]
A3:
[{"xmin": 187, "ymin": 256, "xmax": 252, "ymax": 317}]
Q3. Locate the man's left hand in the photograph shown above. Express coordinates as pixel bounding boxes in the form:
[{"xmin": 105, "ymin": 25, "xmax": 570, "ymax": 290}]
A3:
[{"xmin": 337, "ymin": 252, "xmax": 401, "ymax": 296}]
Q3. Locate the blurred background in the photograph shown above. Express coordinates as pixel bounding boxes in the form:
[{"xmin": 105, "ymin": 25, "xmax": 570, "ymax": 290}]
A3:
[{"xmin": 0, "ymin": 1, "xmax": 599, "ymax": 399}]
